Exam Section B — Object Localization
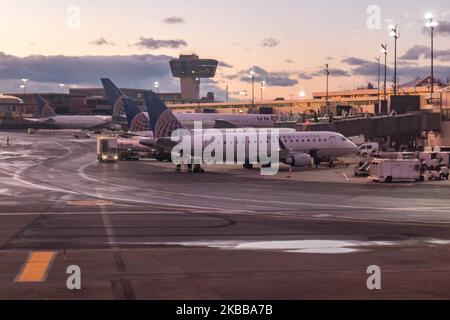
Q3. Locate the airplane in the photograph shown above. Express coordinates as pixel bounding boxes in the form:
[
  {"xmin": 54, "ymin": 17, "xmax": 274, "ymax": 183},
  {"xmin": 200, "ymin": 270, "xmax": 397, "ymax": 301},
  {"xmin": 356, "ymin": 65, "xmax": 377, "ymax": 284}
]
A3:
[
  {"xmin": 143, "ymin": 91, "xmax": 358, "ymax": 172},
  {"xmin": 101, "ymin": 78, "xmax": 283, "ymax": 130},
  {"xmin": 31, "ymin": 95, "xmax": 115, "ymax": 130},
  {"xmin": 106, "ymin": 79, "xmax": 304, "ymax": 163}
]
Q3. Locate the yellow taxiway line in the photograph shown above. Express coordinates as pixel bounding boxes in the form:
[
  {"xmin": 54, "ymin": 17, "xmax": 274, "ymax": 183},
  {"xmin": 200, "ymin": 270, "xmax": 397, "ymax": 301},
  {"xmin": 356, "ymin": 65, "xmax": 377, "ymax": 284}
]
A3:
[{"xmin": 15, "ymin": 252, "xmax": 57, "ymax": 283}]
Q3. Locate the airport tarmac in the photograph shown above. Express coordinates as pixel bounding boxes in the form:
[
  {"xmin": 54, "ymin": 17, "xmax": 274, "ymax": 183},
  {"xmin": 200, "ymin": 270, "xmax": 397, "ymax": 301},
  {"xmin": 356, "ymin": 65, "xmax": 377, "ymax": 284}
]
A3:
[{"xmin": 1, "ymin": 131, "xmax": 450, "ymax": 299}]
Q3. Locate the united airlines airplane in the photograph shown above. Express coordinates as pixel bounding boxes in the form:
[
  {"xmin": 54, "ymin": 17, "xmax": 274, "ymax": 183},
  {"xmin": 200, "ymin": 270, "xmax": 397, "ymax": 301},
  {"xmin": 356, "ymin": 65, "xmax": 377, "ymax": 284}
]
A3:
[
  {"xmin": 144, "ymin": 91, "xmax": 357, "ymax": 170},
  {"xmin": 101, "ymin": 78, "xmax": 282, "ymax": 130},
  {"xmin": 31, "ymin": 95, "xmax": 113, "ymax": 130}
]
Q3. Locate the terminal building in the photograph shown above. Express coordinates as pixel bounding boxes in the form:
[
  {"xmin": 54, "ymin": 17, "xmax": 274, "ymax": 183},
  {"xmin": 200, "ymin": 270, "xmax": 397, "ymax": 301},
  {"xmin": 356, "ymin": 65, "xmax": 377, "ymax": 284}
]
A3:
[{"xmin": 2, "ymin": 54, "xmax": 450, "ymax": 146}]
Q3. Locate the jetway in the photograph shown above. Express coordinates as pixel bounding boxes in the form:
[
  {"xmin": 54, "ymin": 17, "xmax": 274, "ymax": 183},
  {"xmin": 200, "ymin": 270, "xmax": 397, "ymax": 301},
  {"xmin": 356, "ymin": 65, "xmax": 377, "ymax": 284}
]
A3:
[
  {"xmin": 314, "ymin": 112, "xmax": 440, "ymax": 140},
  {"xmin": 296, "ymin": 112, "xmax": 441, "ymax": 146}
]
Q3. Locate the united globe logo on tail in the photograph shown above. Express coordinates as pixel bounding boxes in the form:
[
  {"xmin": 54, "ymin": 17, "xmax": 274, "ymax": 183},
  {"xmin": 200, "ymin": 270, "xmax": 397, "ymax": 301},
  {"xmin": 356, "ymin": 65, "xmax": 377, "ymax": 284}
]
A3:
[
  {"xmin": 154, "ymin": 109, "xmax": 184, "ymax": 138},
  {"xmin": 130, "ymin": 112, "xmax": 150, "ymax": 132},
  {"xmin": 112, "ymin": 96, "xmax": 125, "ymax": 118}
]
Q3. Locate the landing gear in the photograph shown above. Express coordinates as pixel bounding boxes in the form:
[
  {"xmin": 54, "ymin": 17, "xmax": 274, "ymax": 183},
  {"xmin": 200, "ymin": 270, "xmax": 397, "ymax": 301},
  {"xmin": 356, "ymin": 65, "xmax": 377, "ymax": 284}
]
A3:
[
  {"xmin": 176, "ymin": 164, "xmax": 205, "ymax": 173},
  {"xmin": 193, "ymin": 165, "xmax": 205, "ymax": 174},
  {"xmin": 243, "ymin": 163, "xmax": 254, "ymax": 170},
  {"xmin": 328, "ymin": 160, "xmax": 337, "ymax": 168}
]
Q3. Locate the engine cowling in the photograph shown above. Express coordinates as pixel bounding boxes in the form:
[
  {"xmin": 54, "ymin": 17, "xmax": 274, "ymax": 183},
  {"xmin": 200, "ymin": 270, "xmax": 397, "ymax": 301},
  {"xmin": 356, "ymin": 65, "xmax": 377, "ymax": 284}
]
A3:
[{"xmin": 285, "ymin": 153, "xmax": 312, "ymax": 168}]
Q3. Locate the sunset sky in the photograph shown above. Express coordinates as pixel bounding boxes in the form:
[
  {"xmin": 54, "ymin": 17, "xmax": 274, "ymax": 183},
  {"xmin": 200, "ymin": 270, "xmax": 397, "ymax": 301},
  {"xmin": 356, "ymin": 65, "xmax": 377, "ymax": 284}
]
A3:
[{"xmin": 1, "ymin": 0, "xmax": 450, "ymax": 100}]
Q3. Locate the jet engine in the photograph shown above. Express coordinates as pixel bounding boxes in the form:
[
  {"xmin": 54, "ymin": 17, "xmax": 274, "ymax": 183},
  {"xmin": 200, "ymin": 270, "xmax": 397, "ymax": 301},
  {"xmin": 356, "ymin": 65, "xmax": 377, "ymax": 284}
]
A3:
[{"xmin": 284, "ymin": 153, "xmax": 312, "ymax": 167}]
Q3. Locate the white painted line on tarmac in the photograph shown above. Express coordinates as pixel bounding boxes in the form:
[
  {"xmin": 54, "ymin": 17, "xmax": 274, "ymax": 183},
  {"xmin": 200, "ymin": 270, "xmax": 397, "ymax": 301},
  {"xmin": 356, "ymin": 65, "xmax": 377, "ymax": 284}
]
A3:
[
  {"xmin": 342, "ymin": 172, "xmax": 349, "ymax": 181},
  {"xmin": 78, "ymin": 161, "xmax": 100, "ymax": 182},
  {"xmin": 97, "ymin": 189, "xmax": 119, "ymax": 250},
  {"xmin": 159, "ymin": 190, "xmax": 450, "ymax": 213}
]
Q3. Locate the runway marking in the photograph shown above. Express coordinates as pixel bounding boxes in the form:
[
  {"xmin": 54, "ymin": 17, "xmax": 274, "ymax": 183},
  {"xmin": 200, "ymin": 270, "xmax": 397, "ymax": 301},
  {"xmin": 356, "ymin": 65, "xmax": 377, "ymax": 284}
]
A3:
[
  {"xmin": 67, "ymin": 200, "xmax": 114, "ymax": 206},
  {"xmin": 96, "ymin": 188, "xmax": 136, "ymax": 300},
  {"xmin": 342, "ymin": 172, "xmax": 349, "ymax": 181},
  {"xmin": 8, "ymin": 134, "xmax": 450, "ymax": 218},
  {"xmin": 10, "ymin": 137, "xmax": 79, "ymax": 194},
  {"xmin": 78, "ymin": 161, "xmax": 101, "ymax": 182},
  {"xmin": 161, "ymin": 190, "xmax": 450, "ymax": 213},
  {"xmin": 15, "ymin": 251, "xmax": 57, "ymax": 283},
  {"xmin": 97, "ymin": 189, "xmax": 118, "ymax": 249}
]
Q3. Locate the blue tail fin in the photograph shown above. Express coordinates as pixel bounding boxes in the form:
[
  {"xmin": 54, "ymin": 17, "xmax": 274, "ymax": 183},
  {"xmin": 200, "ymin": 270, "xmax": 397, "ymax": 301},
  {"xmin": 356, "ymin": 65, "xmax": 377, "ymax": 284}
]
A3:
[
  {"xmin": 123, "ymin": 97, "xmax": 149, "ymax": 132},
  {"xmin": 34, "ymin": 95, "xmax": 57, "ymax": 118},
  {"xmin": 143, "ymin": 91, "xmax": 185, "ymax": 138},
  {"xmin": 101, "ymin": 78, "xmax": 126, "ymax": 117}
]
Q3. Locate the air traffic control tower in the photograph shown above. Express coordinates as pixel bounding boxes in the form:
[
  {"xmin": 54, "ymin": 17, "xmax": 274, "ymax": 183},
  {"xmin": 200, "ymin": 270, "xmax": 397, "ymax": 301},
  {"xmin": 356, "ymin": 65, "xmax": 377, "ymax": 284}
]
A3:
[{"xmin": 170, "ymin": 54, "xmax": 218, "ymax": 102}]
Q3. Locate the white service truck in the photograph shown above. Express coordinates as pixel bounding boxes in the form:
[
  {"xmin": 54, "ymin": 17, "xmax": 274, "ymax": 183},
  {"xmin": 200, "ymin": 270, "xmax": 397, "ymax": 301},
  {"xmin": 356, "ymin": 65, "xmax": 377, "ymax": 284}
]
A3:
[
  {"xmin": 97, "ymin": 137, "xmax": 119, "ymax": 163},
  {"xmin": 370, "ymin": 159, "xmax": 423, "ymax": 183}
]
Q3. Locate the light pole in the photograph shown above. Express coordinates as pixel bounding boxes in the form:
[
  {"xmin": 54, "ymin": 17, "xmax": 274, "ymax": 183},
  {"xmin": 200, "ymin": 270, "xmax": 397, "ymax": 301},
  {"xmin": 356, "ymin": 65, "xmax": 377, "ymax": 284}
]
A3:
[
  {"xmin": 154, "ymin": 81, "xmax": 160, "ymax": 94},
  {"xmin": 425, "ymin": 12, "xmax": 438, "ymax": 98},
  {"xmin": 225, "ymin": 83, "xmax": 230, "ymax": 102},
  {"xmin": 381, "ymin": 44, "xmax": 388, "ymax": 102},
  {"xmin": 389, "ymin": 24, "xmax": 400, "ymax": 95},
  {"xmin": 375, "ymin": 57, "xmax": 381, "ymax": 113},
  {"xmin": 249, "ymin": 70, "xmax": 256, "ymax": 113},
  {"xmin": 299, "ymin": 90, "xmax": 306, "ymax": 99},
  {"xmin": 21, "ymin": 79, "xmax": 28, "ymax": 94},
  {"xmin": 321, "ymin": 64, "xmax": 330, "ymax": 105},
  {"xmin": 260, "ymin": 81, "xmax": 265, "ymax": 102},
  {"xmin": 240, "ymin": 90, "xmax": 247, "ymax": 103}
]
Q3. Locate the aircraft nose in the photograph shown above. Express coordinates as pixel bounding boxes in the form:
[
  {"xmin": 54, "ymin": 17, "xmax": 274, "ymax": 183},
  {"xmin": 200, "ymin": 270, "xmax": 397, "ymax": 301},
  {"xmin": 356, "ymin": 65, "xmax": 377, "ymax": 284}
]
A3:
[{"xmin": 348, "ymin": 140, "xmax": 358, "ymax": 153}]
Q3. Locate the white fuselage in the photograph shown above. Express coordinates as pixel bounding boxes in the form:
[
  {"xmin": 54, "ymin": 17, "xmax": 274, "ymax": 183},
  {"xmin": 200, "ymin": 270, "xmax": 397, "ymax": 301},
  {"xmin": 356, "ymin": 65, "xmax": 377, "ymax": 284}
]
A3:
[
  {"xmin": 175, "ymin": 113, "xmax": 280, "ymax": 128},
  {"xmin": 39, "ymin": 115, "xmax": 112, "ymax": 129},
  {"xmin": 167, "ymin": 131, "xmax": 357, "ymax": 163}
]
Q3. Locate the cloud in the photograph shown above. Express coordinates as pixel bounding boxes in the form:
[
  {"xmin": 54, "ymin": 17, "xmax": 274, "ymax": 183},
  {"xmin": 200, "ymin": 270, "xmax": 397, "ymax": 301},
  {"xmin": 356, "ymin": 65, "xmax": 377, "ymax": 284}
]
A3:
[
  {"xmin": 342, "ymin": 57, "xmax": 370, "ymax": 66},
  {"xmin": 427, "ymin": 21, "xmax": 450, "ymax": 36},
  {"xmin": 342, "ymin": 56, "xmax": 390, "ymax": 77},
  {"xmin": 261, "ymin": 38, "xmax": 280, "ymax": 47},
  {"xmin": 235, "ymin": 66, "xmax": 298, "ymax": 87},
  {"xmin": 342, "ymin": 55, "xmax": 450, "ymax": 82},
  {"xmin": 330, "ymin": 68, "xmax": 351, "ymax": 77},
  {"xmin": 400, "ymin": 45, "xmax": 429, "ymax": 60},
  {"xmin": 219, "ymin": 61, "xmax": 234, "ymax": 69},
  {"xmin": 299, "ymin": 67, "xmax": 351, "ymax": 80},
  {"xmin": 0, "ymin": 52, "xmax": 177, "ymax": 92},
  {"xmin": 89, "ymin": 37, "xmax": 115, "ymax": 46},
  {"xmin": 285, "ymin": 59, "xmax": 295, "ymax": 63},
  {"xmin": 134, "ymin": 37, "xmax": 187, "ymax": 50},
  {"xmin": 163, "ymin": 16, "xmax": 186, "ymax": 24},
  {"xmin": 400, "ymin": 45, "xmax": 450, "ymax": 61}
]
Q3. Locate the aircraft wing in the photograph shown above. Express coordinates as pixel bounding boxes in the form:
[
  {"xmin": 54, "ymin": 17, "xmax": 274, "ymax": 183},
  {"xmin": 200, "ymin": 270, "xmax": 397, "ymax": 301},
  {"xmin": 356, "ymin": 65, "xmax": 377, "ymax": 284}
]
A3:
[
  {"xmin": 154, "ymin": 137, "xmax": 178, "ymax": 150},
  {"xmin": 119, "ymin": 132, "xmax": 144, "ymax": 139}
]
